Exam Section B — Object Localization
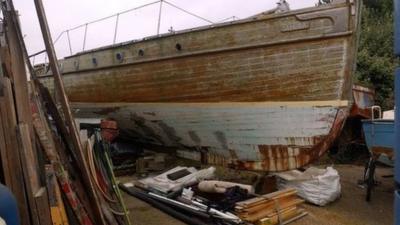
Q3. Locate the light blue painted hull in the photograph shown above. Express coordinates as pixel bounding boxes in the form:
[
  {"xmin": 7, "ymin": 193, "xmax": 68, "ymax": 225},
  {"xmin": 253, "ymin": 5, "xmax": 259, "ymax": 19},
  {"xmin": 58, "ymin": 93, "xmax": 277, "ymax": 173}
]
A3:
[{"xmin": 362, "ymin": 119, "xmax": 395, "ymax": 166}]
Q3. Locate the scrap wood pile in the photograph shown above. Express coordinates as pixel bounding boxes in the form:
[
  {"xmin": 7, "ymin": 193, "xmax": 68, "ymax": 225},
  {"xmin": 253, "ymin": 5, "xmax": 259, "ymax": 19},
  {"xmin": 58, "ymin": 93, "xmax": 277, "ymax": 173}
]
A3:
[
  {"xmin": 235, "ymin": 188, "xmax": 307, "ymax": 225},
  {"xmin": 0, "ymin": 1, "xmax": 130, "ymax": 225}
]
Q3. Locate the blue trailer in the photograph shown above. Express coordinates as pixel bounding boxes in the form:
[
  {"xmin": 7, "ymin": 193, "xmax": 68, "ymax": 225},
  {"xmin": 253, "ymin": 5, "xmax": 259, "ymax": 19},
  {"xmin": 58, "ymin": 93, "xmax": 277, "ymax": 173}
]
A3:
[{"xmin": 361, "ymin": 109, "xmax": 395, "ymax": 201}]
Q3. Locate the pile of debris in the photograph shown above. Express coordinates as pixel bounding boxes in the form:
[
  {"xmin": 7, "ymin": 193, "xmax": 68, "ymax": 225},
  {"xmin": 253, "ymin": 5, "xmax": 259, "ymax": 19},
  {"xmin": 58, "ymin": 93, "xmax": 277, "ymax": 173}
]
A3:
[{"xmin": 120, "ymin": 165, "xmax": 308, "ymax": 225}]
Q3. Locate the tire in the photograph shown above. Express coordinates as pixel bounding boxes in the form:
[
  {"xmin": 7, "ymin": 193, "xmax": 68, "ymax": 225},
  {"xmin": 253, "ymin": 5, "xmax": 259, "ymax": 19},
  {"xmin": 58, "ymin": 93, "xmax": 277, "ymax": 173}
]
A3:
[{"xmin": 365, "ymin": 158, "xmax": 376, "ymax": 202}]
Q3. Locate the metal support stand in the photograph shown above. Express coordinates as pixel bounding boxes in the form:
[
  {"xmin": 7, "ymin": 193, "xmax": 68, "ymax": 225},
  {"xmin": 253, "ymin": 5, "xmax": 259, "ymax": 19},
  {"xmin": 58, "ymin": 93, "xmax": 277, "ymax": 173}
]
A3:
[
  {"xmin": 394, "ymin": 0, "xmax": 400, "ymax": 224},
  {"xmin": 395, "ymin": 69, "xmax": 400, "ymax": 225}
]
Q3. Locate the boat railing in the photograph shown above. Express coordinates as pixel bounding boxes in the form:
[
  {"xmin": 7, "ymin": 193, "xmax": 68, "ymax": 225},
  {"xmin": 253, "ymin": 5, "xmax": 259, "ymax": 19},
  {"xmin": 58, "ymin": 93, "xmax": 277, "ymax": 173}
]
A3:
[{"xmin": 28, "ymin": 0, "xmax": 239, "ymax": 65}]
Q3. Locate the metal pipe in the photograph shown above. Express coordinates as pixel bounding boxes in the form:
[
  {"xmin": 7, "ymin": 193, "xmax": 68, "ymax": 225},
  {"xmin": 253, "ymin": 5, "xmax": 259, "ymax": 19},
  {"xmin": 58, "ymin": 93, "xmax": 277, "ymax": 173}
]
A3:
[
  {"xmin": 66, "ymin": 30, "xmax": 73, "ymax": 55},
  {"xmin": 119, "ymin": 184, "xmax": 210, "ymax": 225},
  {"xmin": 113, "ymin": 14, "xmax": 119, "ymax": 44},
  {"xmin": 157, "ymin": 0, "xmax": 163, "ymax": 35},
  {"xmin": 395, "ymin": 1, "xmax": 400, "ymax": 224},
  {"xmin": 395, "ymin": 68, "xmax": 400, "ymax": 225},
  {"xmin": 82, "ymin": 23, "xmax": 88, "ymax": 51}
]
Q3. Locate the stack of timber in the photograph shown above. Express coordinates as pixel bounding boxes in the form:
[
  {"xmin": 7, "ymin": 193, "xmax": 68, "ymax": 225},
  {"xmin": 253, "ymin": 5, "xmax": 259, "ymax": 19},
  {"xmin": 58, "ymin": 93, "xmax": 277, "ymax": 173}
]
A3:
[
  {"xmin": 0, "ymin": 0, "xmax": 130, "ymax": 225},
  {"xmin": 235, "ymin": 189, "xmax": 307, "ymax": 225}
]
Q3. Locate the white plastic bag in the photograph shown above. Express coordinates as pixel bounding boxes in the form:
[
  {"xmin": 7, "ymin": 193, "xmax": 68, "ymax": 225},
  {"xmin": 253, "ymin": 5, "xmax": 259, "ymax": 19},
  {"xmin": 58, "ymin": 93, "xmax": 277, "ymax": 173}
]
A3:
[{"xmin": 275, "ymin": 167, "xmax": 341, "ymax": 206}]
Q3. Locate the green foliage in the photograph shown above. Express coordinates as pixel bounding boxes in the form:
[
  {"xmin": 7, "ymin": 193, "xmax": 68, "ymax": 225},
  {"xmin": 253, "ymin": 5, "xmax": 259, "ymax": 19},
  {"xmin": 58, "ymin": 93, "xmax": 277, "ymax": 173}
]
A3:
[{"xmin": 356, "ymin": 0, "xmax": 396, "ymax": 109}]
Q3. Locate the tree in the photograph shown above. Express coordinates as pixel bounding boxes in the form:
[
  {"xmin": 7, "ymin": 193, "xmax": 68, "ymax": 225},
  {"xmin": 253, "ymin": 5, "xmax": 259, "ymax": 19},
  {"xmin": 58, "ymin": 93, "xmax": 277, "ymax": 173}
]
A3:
[{"xmin": 356, "ymin": 0, "xmax": 397, "ymax": 110}]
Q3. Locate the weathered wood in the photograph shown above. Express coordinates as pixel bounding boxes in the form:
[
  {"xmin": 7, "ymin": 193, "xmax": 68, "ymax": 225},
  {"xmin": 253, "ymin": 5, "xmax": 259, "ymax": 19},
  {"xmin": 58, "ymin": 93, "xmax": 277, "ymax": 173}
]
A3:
[
  {"xmin": 31, "ymin": 91, "xmax": 95, "ymax": 225},
  {"xmin": 3, "ymin": 10, "xmax": 33, "ymax": 127},
  {"xmin": 33, "ymin": 0, "xmax": 105, "ymax": 223},
  {"xmin": 37, "ymin": 0, "xmax": 361, "ymax": 172},
  {"xmin": 34, "ymin": 187, "xmax": 53, "ymax": 225},
  {"xmin": 0, "ymin": 77, "xmax": 31, "ymax": 225},
  {"xmin": 19, "ymin": 123, "xmax": 41, "ymax": 192},
  {"xmin": 19, "ymin": 123, "xmax": 52, "ymax": 225},
  {"xmin": 236, "ymin": 188, "xmax": 306, "ymax": 223},
  {"xmin": 45, "ymin": 165, "xmax": 69, "ymax": 225},
  {"xmin": 0, "ymin": 99, "xmax": 11, "ymax": 186},
  {"xmin": 36, "ymin": 83, "xmax": 103, "ymax": 224}
]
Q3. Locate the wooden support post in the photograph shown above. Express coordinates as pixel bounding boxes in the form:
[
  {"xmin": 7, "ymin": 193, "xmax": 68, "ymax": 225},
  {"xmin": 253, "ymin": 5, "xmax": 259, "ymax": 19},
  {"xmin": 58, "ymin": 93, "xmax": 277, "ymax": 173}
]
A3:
[
  {"xmin": 0, "ymin": 77, "xmax": 31, "ymax": 225},
  {"xmin": 3, "ymin": 10, "xmax": 34, "ymax": 128},
  {"xmin": 33, "ymin": 1, "xmax": 106, "ymax": 224},
  {"xmin": 19, "ymin": 123, "xmax": 52, "ymax": 225},
  {"xmin": 31, "ymin": 91, "xmax": 97, "ymax": 225}
]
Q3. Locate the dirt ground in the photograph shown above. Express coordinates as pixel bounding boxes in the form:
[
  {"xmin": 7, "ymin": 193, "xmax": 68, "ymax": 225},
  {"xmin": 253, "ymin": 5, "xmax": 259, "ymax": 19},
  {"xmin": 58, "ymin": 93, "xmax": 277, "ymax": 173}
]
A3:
[{"xmin": 120, "ymin": 164, "xmax": 394, "ymax": 225}]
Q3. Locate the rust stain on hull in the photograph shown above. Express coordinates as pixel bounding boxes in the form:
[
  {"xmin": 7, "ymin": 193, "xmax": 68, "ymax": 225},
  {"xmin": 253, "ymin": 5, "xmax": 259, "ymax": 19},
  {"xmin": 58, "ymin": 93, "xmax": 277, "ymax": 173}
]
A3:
[
  {"xmin": 220, "ymin": 109, "xmax": 348, "ymax": 171},
  {"xmin": 36, "ymin": 0, "xmax": 361, "ymax": 172}
]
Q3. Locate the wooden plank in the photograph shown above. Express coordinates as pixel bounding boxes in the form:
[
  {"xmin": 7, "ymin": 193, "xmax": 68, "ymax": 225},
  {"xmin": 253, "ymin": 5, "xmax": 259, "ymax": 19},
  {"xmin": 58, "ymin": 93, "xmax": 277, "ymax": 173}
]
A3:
[
  {"xmin": 0, "ymin": 47, "xmax": 12, "ymax": 78},
  {"xmin": 34, "ymin": 187, "xmax": 53, "ymax": 225},
  {"xmin": 32, "ymin": 4, "xmax": 104, "ymax": 223},
  {"xmin": 0, "ymin": 77, "xmax": 31, "ymax": 225},
  {"xmin": 45, "ymin": 165, "xmax": 69, "ymax": 225},
  {"xmin": 19, "ymin": 123, "xmax": 52, "ymax": 225},
  {"xmin": 36, "ymin": 83, "xmax": 103, "ymax": 225},
  {"xmin": 0, "ymin": 99, "xmax": 12, "ymax": 186},
  {"xmin": 33, "ymin": 84, "xmax": 96, "ymax": 221},
  {"xmin": 256, "ymin": 207, "xmax": 302, "ymax": 225},
  {"xmin": 3, "ymin": 11, "xmax": 33, "ymax": 126},
  {"xmin": 19, "ymin": 123, "xmax": 41, "ymax": 192},
  {"xmin": 31, "ymin": 94, "xmax": 96, "ymax": 225}
]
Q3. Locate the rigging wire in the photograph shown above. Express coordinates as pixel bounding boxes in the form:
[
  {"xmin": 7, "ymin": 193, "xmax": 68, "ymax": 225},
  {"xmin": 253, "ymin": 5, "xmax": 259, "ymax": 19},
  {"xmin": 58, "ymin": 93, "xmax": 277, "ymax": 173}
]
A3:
[
  {"xmin": 32, "ymin": 0, "xmax": 240, "ymax": 59},
  {"xmin": 163, "ymin": 0, "xmax": 214, "ymax": 24}
]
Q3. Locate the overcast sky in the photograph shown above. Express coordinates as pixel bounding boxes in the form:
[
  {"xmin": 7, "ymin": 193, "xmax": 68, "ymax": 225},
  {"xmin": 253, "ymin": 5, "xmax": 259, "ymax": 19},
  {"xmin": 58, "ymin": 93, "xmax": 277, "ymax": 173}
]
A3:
[{"xmin": 13, "ymin": 0, "xmax": 317, "ymax": 62}]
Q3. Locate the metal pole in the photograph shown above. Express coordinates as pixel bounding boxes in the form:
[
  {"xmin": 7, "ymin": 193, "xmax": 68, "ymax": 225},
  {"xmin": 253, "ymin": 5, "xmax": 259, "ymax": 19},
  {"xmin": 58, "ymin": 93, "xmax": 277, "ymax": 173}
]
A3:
[
  {"xmin": 157, "ymin": 0, "xmax": 163, "ymax": 35},
  {"xmin": 66, "ymin": 30, "xmax": 73, "ymax": 55},
  {"xmin": 82, "ymin": 23, "xmax": 88, "ymax": 51},
  {"xmin": 395, "ymin": 69, "xmax": 400, "ymax": 225},
  {"xmin": 113, "ymin": 14, "xmax": 119, "ymax": 44},
  {"xmin": 394, "ymin": 0, "xmax": 400, "ymax": 224}
]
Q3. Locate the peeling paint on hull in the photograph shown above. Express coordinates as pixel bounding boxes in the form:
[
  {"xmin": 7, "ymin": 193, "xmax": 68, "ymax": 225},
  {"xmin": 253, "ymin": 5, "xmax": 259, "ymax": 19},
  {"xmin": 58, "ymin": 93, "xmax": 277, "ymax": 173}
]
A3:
[
  {"xmin": 73, "ymin": 101, "xmax": 348, "ymax": 171},
  {"xmin": 36, "ymin": 1, "xmax": 361, "ymax": 171}
]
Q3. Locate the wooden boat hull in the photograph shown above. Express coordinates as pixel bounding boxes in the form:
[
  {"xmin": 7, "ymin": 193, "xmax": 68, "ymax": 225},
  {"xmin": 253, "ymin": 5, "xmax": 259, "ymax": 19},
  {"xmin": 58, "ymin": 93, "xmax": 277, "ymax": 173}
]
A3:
[
  {"xmin": 36, "ymin": 0, "xmax": 361, "ymax": 171},
  {"xmin": 74, "ymin": 101, "xmax": 348, "ymax": 171}
]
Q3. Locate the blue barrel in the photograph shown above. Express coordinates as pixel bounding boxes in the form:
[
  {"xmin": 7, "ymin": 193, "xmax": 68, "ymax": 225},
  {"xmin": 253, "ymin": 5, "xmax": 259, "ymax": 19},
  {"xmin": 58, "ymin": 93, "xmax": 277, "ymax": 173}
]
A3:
[
  {"xmin": 395, "ymin": 0, "xmax": 400, "ymax": 55},
  {"xmin": 0, "ymin": 184, "xmax": 19, "ymax": 225}
]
